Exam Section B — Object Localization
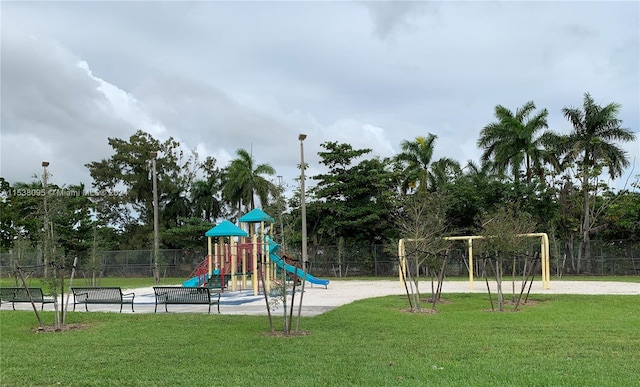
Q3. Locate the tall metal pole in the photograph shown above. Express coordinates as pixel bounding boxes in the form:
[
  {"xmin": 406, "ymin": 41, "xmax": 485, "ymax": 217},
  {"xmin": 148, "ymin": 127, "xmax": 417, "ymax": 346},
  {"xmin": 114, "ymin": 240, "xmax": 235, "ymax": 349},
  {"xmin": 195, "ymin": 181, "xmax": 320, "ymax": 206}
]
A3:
[
  {"xmin": 277, "ymin": 175, "xmax": 285, "ymax": 250},
  {"xmin": 42, "ymin": 161, "xmax": 49, "ymax": 278},
  {"xmin": 298, "ymin": 134, "xmax": 308, "ymax": 267},
  {"xmin": 296, "ymin": 134, "xmax": 307, "ymax": 332},
  {"xmin": 151, "ymin": 152, "xmax": 160, "ymax": 283}
]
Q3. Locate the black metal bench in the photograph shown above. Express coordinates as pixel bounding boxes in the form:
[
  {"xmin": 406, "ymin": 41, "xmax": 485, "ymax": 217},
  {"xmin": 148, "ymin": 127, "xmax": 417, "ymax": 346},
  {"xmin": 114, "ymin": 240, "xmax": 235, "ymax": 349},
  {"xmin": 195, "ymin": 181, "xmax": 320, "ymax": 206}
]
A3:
[
  {"xmin": 153, "ymin": 286, "xmax": 221, "ymax": 314},
  {"xmin": 0, "ymin": 287, "xmax": 55, "ymax": 310},
  {"xmin": 71, "ymin": 287, "xmax": 135, "ymax": 313}
]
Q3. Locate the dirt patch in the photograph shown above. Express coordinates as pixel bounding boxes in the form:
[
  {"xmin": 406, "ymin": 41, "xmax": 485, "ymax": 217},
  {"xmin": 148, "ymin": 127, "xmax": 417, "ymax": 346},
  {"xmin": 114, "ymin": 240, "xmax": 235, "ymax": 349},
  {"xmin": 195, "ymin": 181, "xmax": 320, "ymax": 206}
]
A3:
[
  {"xmin": 262, "ymin": 330, "xmax": 311, "ymax": 337},
  {"xmin": 33, "ymin": 323, "xmax": 91, "ymax": 333}
]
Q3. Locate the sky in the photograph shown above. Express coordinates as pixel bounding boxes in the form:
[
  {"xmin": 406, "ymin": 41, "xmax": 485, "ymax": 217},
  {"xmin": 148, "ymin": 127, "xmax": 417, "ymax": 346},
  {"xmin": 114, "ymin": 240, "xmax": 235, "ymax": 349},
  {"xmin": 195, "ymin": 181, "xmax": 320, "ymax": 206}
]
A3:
[{"xmin": 1, "ymin": 0, "xmax": 639, "ymax": 197}]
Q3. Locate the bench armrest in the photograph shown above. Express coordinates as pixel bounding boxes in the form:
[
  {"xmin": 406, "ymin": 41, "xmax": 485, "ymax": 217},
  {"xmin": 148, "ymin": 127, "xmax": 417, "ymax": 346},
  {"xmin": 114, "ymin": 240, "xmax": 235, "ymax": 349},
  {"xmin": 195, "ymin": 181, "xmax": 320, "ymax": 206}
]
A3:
[{"xmin": 122, "ymin": 292, "xmax": 135, "ymax": 302}]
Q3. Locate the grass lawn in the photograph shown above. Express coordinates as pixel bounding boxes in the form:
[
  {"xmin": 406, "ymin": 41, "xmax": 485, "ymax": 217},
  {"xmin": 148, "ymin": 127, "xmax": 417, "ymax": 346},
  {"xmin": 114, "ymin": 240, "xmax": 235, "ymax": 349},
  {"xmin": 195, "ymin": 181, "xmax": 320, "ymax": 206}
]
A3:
[{"xmin": 1, "ymin": 293, "xmax": 639, "ymax": 386}]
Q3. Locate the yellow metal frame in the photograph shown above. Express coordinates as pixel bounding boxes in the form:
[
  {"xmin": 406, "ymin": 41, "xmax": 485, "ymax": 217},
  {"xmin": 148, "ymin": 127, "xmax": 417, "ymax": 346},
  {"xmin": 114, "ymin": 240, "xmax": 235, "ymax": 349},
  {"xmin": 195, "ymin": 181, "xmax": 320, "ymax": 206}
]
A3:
[{"xmin": 398, "ymin": 233, "xmax": 551, "ymax": 290}]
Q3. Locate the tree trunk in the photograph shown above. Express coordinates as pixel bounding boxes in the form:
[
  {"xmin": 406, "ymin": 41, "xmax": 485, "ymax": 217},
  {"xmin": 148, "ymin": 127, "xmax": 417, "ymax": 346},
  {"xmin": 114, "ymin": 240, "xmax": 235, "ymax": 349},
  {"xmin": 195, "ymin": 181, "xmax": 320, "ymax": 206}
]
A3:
[{"xmin": 579, "ymin": 160, "xmax": 592, "ymax": 275}]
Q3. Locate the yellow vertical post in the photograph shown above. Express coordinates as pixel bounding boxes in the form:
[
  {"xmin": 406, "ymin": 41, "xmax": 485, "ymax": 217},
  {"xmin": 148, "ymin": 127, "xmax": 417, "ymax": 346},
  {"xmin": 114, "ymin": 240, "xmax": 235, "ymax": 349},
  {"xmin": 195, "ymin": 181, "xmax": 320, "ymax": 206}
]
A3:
[
  {"xmin": 398, "ymin": 239, "xmax": 405, "ymax": 289},
  {"xmin": 219, "ymin": 237, "xmax": 225, "ymax": 278},
  {"xmin": 213, "ymin": 243, "xmax": 218, "ymax": 271},
  {"xmin": 241, "ymin": 241, "xmax": 247, "ymax": 290},
  {"xmin": 262, "ymin": 221, "xmax": 271, "ymax": 292},
  {"xmin": 540, "ymin": 235, "xmax": 545, "ymax": 289},
  {"xmin": 269, "ymin": 222, "xmax": 276, "ymax": 281},
  {"xmin": 230, "ymin": 237, "xmax": 237, "ymax": 291},
  {"xmin": 543, "ymin": 233, "xmax": 550, "ymax": 289},
  {"xmin": 252, "ymin": 233, "xmax": 258, "ymax": 295},
  {"xmin": 207, "ymin": 236, "xmax": 213, "ymax": 277},
  {"xmin": 468, "ymin": 238, "xmax": 474, "ymax": 290}
]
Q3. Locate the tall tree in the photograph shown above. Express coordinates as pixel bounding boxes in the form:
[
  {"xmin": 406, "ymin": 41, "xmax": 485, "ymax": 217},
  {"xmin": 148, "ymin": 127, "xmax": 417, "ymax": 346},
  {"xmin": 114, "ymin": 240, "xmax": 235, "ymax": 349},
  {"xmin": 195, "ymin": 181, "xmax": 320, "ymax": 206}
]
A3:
[
  {"xmin": 190, "ymin": 156, "xmax": 224, "ymax": 223},
  {"xmin": 478, "ymin": 101, "xmax": 554, "ymax": 183},
  {"xmin": 85, "ymin": 130, "xmax": 198, "ymax": 248},
  {"xmin": 396, "ymin": 134, "xmax": 437, "ymax": 193},
  {"xmin": 311, "ymin": 142, "xmax": 398, "ymax": 246},
  {"xmin": 222, "ymin": 148, "xmax": 276, "ymax": 217},
  {"xmin": 556, "ymin": 93, "xmax": 637, "ymax": 270}
]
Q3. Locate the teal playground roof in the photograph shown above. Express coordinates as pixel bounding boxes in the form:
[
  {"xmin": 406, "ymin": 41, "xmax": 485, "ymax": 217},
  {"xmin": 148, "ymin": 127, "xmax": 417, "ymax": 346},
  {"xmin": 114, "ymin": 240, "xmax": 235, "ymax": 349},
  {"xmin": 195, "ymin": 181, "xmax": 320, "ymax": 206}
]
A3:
[
  {"xmin": 205, "ymin": 220, "xmax": 249, "ymax": 237},
  {"xmin": 239, "ymin": 208, "xmax": 275, "ymax": 223}
]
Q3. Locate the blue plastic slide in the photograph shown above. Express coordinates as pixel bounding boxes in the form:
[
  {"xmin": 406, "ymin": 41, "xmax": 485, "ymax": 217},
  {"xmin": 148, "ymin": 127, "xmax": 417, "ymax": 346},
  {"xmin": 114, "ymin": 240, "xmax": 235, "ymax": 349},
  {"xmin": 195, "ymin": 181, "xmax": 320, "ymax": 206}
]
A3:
[
  {"xmin": 271, "ymin": 252, "xmax": 330, "ymax": 288},
  {"xmin": 183, "ymin": 272, "xmax": 210, "ymax": 287}
]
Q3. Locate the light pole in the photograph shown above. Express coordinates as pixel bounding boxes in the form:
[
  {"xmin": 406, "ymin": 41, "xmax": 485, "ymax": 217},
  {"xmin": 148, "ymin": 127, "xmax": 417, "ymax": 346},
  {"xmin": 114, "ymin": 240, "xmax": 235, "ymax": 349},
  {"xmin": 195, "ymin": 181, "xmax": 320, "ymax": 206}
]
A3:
[
  {"xmin": 42, "ymin": 161, "xmax": 50, "ymax": 277},
  {"xmin": 298, "ymin": 134, "xmax": 307, "ymax": 267},
  {"xmin": 296, "ymin": 133, "xmax": 307, "ymax": 332},
  {"xmin": 277, "ymin": 175, "xmax": 285, "ymax": 250},
  {"xmin": 150, "ymin": 151, "xmax": 160, "ymax": 283}
]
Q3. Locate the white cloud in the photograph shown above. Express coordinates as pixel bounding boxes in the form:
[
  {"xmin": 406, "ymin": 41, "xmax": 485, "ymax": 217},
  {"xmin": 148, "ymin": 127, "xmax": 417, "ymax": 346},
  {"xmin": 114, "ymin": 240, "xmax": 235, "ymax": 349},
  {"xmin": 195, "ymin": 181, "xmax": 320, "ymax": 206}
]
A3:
[{"xmin": 1, "ymin": 0, "xmax": 637, "ymax": 194}]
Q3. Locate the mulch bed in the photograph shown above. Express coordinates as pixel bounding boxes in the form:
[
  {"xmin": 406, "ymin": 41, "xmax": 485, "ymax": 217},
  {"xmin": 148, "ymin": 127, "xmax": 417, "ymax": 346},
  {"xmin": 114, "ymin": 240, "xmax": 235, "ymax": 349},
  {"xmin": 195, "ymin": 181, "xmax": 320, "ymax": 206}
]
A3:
[{"xmin": 33, "ymin": 323, "xmax": 91, "ymax": 333}]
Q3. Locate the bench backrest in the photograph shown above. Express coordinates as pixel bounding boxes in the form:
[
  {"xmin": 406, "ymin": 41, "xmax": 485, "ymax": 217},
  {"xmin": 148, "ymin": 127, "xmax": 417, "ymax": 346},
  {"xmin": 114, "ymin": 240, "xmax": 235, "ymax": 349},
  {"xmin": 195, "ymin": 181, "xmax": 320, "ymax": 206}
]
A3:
[
  {"xmin": 0, "ymin": 287, "xmax": 45, "ymax": 302},
  {"xmin": 153, "ymin": 287, "xmax": 213, "ymax": 303},
  {"xmin": 71, "ymin": 287, "xmax": 123, "ymax": 302}
]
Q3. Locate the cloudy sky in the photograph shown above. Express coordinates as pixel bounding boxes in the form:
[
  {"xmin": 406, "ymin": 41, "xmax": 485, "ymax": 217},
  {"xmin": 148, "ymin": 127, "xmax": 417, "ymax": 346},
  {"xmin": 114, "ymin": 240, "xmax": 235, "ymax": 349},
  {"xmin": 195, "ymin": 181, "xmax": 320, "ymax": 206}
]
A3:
[{"xmin": 2, "ymin": 0, "xmax": 639, "ymax": 195}]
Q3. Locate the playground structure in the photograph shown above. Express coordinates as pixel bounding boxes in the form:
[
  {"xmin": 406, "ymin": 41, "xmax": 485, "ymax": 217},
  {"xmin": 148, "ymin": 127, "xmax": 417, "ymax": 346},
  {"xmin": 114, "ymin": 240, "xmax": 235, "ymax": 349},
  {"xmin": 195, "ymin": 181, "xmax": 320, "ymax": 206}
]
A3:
[
  {"xmin": 398, "ymin": 233, "xmax": 551, "ymax": 289},
  {"xmin": 184, "ymin": 209, "xmax": 329, "ymax": 295}
]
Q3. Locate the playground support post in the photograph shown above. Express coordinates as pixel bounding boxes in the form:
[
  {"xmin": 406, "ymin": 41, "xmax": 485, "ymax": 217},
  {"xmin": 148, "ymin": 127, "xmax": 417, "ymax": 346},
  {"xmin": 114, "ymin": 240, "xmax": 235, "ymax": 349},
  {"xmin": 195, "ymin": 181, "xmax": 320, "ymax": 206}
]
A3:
[
  {"xmin": 207, "ymin": 237, "xmax": 213, "ymax": 278},
  {"xmin": 230, "ymin": 237, "xmax": 237, "ymax": 291},
  {"xmin": 252, "ymin": 233, "xmax": 259, "ymax": 296}
]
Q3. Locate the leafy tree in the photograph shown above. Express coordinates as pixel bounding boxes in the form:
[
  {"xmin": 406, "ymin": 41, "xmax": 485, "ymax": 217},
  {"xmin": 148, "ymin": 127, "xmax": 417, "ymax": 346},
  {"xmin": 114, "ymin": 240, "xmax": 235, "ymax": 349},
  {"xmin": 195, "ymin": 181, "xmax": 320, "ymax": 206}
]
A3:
[
  {"xmin": 555, "ymin": 93, "xmax": 637, "ymax": 271},
  {"xmin": 428, "ymin": 157, "xmax": 462, "ymax": 193},
  {"xmin": 476, "ymin": 204, "xmax": 536, "ymax": 311},
  {"xmin": 162, "ymin": 216, "xmax": 211, "ymax": 251},
  {"xmin": 190, "ymin": 156, "xmax": 225, "ymax": 223},
  {"xmin": 478, "ymin": 101, "xmax": 555, "ymax": 183},
  {"xmin": 1, "ymin": 181, "xmax": 45, "ymax": 248},
  {"xmin": 85, "ymin": 130, "xmax": 198, "ymax": 248},
  {"xmin": 600, "ymin": 189, "xmax": 640, "ymax": 242},
  {"xmin": 310, "ymin": 142, "xmax": 399, "ymax": 248},
  {"xmin": 440, "ymin": 160, "xmax": 505, "ymax": 234},
  {"xmin": 396, "ymin": 191, "xmax": 452, "ymax": 312}
]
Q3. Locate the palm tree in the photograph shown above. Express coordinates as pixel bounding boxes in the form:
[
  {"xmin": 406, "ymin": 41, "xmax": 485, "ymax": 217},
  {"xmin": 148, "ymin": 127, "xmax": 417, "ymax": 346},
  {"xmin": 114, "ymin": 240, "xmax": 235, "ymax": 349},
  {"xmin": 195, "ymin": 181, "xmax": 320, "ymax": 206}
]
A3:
[
  {"xmin": 396, "ymin": 134, "xmax": 438, "ymax": 193},
  {"xmin": 191, "ymin": 179, "xmax": 222, "ymax": 223},
  {"xmin": 428, "ymin": 157, "xmax": 462, "ymax": 192},
  {"xmin": 557, "ymin": 92, "xmax": 636, "ymax": 270},
  {"xmin": 222, "ymin": 149, "xmax": 276, "ymax": 215},
  {"xmin": 478, "ymin": 101, "xmax": 553, "ymax": 183}
]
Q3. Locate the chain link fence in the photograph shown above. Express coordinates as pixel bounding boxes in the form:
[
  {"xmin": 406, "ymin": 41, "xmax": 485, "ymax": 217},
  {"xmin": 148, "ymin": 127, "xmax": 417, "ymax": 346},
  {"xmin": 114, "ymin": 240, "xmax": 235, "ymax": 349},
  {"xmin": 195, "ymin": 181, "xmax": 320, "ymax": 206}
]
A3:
[{"xmin": 1, "ymin": 240, "xmax": 638, "ymax": 279}]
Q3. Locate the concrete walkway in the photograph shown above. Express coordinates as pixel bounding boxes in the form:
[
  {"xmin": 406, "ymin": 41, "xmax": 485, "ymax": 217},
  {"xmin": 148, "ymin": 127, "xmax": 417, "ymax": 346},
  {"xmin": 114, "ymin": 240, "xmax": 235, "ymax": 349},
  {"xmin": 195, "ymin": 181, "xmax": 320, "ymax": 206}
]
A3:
[{"xmin": 4, "ymin": 280, "xmax": 638, "ymax": 316}]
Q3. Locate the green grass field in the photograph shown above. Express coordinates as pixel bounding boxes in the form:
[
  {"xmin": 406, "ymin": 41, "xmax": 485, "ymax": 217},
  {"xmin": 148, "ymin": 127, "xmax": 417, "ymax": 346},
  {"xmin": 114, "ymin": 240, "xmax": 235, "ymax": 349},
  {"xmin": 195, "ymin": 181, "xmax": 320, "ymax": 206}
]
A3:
[{"xmin": 1, "ymin": 292, "xmax": 639, "ymax": 386}]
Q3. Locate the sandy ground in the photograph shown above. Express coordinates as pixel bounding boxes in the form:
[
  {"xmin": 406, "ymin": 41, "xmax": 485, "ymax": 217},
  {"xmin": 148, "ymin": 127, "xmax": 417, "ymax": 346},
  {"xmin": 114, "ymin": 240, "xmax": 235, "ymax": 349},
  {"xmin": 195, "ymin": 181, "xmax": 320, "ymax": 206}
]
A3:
[{"xmin": 4, "ymin": 279, "xmax": 638, "ymax": 316}]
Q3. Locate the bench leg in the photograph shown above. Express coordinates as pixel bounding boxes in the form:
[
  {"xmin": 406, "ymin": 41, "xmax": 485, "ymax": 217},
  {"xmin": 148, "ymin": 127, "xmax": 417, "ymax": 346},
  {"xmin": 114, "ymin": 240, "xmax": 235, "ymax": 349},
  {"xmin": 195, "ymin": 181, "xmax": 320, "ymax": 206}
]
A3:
[
  {"xmin": 154, "ymin": 302, "xmax": 158, "ymax": 313},
  {"xmin": 119, "ymin": 303, "xmax": 123, "ymax": 313}
]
